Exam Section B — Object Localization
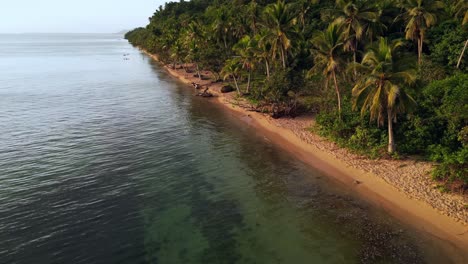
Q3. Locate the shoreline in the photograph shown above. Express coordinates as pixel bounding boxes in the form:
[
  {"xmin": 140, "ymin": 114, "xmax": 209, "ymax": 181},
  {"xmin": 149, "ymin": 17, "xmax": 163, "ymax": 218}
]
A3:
[{"xmin": 141, "ymin": 49, "xmax": 468, "ymax": 260}]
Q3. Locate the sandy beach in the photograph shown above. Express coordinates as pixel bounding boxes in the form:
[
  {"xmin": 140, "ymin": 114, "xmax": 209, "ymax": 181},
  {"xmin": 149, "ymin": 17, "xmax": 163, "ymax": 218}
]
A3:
[{"xmin": 142, "ymin": 49, "xmax": 468, "ymax": 260}]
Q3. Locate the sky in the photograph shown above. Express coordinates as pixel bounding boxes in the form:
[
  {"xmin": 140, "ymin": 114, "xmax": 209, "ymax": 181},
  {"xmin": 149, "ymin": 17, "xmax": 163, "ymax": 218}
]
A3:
[{"xmin": 1, "ymin": 0, "xmax": 167, "ymax": 33}]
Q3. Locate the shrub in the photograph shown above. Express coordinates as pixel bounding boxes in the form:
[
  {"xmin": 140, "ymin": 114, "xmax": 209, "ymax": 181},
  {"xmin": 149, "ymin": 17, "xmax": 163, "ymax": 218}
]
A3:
[
  {"xmin": 432, "ymin": 147, "xmax": 468, "ymax": 186},
  {"xmin": 422, "ymin": 74, "xmax": 468, "ymax": 187},
  {"xmin": 315, "ymin": 98, "xmax": 387, "ymax": 158},
  {"xmin": 254, "ymin": 69, "xmax": 290, "ymax": 102},
  {"xmin": 428, "ymin": 20, "xmax": 468, "ymax": 71}
]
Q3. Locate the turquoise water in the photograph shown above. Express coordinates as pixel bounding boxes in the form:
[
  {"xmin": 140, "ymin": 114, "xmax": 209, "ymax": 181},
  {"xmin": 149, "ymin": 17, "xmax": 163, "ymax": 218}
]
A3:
[{"xmin": 0, "ymin": 34, "xmax": 457, "ymax": 264}]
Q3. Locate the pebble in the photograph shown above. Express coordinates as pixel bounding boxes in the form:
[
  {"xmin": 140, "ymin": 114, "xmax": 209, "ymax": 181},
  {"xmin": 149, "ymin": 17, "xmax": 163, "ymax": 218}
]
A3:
[{"xmin": 273, "ymin": 117, "xmax": 468, "ymax": 224}]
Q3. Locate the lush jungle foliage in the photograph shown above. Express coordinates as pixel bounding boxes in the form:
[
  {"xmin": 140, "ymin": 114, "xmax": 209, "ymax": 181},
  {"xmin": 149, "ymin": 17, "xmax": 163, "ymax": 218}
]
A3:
[{"xmin": 126, "ymin": 0, "xmax": 468, "ymax": 189}]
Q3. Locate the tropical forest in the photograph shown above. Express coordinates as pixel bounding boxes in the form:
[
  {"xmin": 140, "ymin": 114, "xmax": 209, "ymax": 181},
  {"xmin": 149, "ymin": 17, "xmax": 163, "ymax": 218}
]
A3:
[{"xmin": 125, "ymin": 0, "xmax": 468, "ymax": 190}]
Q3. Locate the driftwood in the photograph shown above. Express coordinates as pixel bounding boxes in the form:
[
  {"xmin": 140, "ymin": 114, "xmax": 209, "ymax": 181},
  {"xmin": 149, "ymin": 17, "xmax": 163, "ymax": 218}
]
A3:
[
  {"xmin": 196, "ymin": 87, "xmax": 213, "ymax": 97},
  {"xmin": 248, "ymin": 102, "xmax": 298, "ymax": 118},
  {"xmin": 271, "ymin": 104, "xmax": 298, "ymax": 118},
  {"xmin": 247, "ymin": 108, "xmax": 263, "ymax": 112},
  {"xmin": 193, "ymin": 74, "xmax": 206, "ymax": 79},
  {"xmin": 191, "ymin": 82, "xmax": 203, "ymax": 89}
]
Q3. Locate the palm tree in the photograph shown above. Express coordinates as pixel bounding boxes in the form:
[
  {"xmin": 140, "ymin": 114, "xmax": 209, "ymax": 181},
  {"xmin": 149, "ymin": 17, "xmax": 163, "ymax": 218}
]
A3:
[
  {"xmin": 170, "ymin": 40, "xmax": 184, "ymax": 70},
  {"xmin": 310, "ymin": 23, "xmax": 346, "ymax": 114},
  {"xmin": 458, "ymin": 40, "xmax": 468, "ymax": 69},
  {"xmin": 323, "ymin": 0, "xmax": 380, "ymax": 77},
  {"xmin": 352, "ymin": 37, "xmax": 417, "ymax": 153},
  {"xmin": 161, "ymin": 28, "xmax": 178, "ymax": 59},
  {"xmin": 247, "ymin": 0, "xmax": 261, "ymax": 33},
  {"xmin": 211, "ymin": 7, "xmax": 232, "ymax": 50},
  {"xmin": 455, "ymin": 0, "xmax": 468, "ymax": 25},
  {"xmin": 399, "ymin": 0, "xmax": 444, "ymax": 65},
  {"xmin": 233, "ymin": 36, "xmax": 258, "ymax": 93},
  {"xmin": 295, "ymin": 0, "xmax": 320, "ymax": 32},
  {"xmin": 376, "ymin": 0, "xmax": 403, "ymax": 30},
  {"xmin": 262, "ymin": 1, "xmax": 298, "ymax": 69},
  {"xmin": 256, "ymin": 30, "xmax": 273, "ymax": 79},
  {"xmin": 183, "ymin": 21, "xmax": 205, "ymax": 80},
  {"xmin": 455, "ymin": 0, "xmax": 468, "ymax": 69},
  {"xmin": 221, "ymin": 58, "xmax": 242, "ymax": 96}
]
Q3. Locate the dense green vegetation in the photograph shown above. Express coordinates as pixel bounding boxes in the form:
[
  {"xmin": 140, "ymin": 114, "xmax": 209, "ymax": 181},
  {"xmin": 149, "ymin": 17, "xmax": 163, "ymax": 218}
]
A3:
[{"xmin": 126, "ymin": 0, "xmax": 467, "ymax": 190}]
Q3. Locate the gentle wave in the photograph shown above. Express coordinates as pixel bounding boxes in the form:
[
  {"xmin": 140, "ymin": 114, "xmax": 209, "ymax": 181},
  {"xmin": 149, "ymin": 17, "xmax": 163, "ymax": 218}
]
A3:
[{"xmin": 0, "ymin": 34, "xmax": 444, "ymax": 264}]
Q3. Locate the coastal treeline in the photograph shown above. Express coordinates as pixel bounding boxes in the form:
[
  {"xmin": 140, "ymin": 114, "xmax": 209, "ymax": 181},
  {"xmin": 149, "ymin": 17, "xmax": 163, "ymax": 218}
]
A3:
[{"xmin": 126, "ymin": 0, "xmax": 467, "ymax": 190}]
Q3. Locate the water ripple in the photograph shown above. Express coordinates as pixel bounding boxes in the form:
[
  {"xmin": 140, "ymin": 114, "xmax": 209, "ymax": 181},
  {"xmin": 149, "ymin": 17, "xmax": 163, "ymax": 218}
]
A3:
[{"xmin": 0, "ymin": 34, "xmax": 448, "ymax": 264}]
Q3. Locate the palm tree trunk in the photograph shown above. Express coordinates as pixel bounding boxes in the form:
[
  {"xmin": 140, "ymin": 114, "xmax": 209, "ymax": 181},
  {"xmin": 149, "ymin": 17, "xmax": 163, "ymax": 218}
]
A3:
[
  {"xmin": 332, "ymin": 70, "xmax": 341, "ymax": 116},
  {"xmin": 281, "ymin": 47, "xmax": 286, "ymax": 69},
  {"xmin": 457, "ymin": 39, "xmax": 468, "ymax": 69},
  {"xmin": 353, "ymin": 51, "xmax": 357, "ymax": 80},
  {"xmin": 387, "ymin": 108, "xmax": 395, "ymax": 153},
  {"xmin": 353, "ymin": 41, "xmax": 358, "ymax": 79},
  {"xmin": 196, "ymin": 64, "xmax": 202, "ymax": 80},
  {"xmin": 265, "ymin": 60, "xmax": 270, "ymax": 78},
  {"xmin": 301, "ymin": 15, "xmax": 305, "ymax": 33},
  {"xmin": 417, "ymin": 37, "xmax": 422, "ymax": 65},
  {"xmin": 233, "ymin": 75, "xmax": 241, "ymax": 96},
  {"xmin": 247, "ymin": 69, "xmax": 251, "ymax": 93}
]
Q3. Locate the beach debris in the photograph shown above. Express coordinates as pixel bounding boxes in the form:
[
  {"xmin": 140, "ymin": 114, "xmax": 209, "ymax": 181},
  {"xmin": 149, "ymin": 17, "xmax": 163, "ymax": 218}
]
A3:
[
  {"xmin": 191, "ymin": 82, "xmax": 202, "ymax": 89},
  {"xmin": 248, "ymin": 102, "xmax": 298, "ymax": 118},
  {"xmin": 354, "ymin": 180, "xmax": 362, "ymax": 185},
  {"xmin": 196, "ymin": 87, "xmax": 213, "ymax": 97}
]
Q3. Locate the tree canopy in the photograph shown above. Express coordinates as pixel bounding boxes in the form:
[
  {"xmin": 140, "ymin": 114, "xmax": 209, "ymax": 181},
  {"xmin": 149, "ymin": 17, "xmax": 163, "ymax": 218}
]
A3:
[{"xmin": 126, "ymin": 0, "xmax": 467, "ymax": 189}]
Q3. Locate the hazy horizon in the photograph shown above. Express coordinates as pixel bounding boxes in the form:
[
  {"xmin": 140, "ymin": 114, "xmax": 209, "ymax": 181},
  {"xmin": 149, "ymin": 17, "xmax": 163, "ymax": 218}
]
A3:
[
  {"xmin": 1, "ymin": 0, "xmax": 167, "ymax": 34},
  {"xmin": 0, "ymin": 31, "xmax": 132, "ymax": 35}
]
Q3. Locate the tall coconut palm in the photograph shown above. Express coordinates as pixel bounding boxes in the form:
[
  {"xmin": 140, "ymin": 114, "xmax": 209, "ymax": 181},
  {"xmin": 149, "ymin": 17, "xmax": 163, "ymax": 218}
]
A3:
[
  {"xmin": 231, "ymin": 12, "xmax": 249, "ymax": 41},
  {"xmin": 352, "ymin": 37, "xmax": 417, "ymax": 153},
  {"xmin": 211, "ymin": 7, "xmax": 232, "ymax": 50},
  {"xmin": 262, "ymin": 0, "xmax": 298, "ymax": 69},
  {"xmin": 455, "ymin": 0, "xmax": 468, "ymax": 69},
  {"xmin": 183, "ymin": 21, "xmax": 205, "ymax": 80},
  {"xmin": 247, "ymin": 0, "xmax": 261, "ymax": 33},
  {"xmin": 233, "ymin": 36, "xmax": 258, "ymax": 93},
  {"xmin": 323, "ymin": 0, "xmax": 380, "ymax": 77},
  {"xmin": 221, "ymin": 58, "xmax": 242, "ymax": 96},
  {"xmin": 256, "ymin": 29, "xmax": 273, "ymax": 79},
  {"xmin": 455, "ymin": 0, "xmax": 468, "ymax": 25},
  {"xmin": 458, "ymin": 40, "xmax": 468, "ymax": 69},
  {"xmin": 170, "ymin": 39, "xmax": 184, "ymax": 70},
  {"xmin": 310, "ymin": 23, "xmax": 346, "ymax": 115},
  {"xmin": 376, "ymin": 0, "xmax": 403, "ymax": 29},
  {"xmin": 399, "ymin": 0, "xmax": 444, "ymax": 65},
  {"xmin": 295, "ymin": 0, "xmax": 320, "ymax": 32}
]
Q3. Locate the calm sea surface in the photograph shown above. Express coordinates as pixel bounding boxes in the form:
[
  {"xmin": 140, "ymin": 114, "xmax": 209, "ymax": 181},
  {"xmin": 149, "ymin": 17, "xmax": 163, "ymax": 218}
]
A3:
[{"xmin": 0, "ymin": 34, "xmax": 461, "ymax": 264}]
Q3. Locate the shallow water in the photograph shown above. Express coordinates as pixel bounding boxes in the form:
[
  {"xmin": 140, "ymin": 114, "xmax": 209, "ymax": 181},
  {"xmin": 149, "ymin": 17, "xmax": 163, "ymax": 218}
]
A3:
[{"xmin": 0, "ymin": 34, "xmax": 458, "ymax": 263}]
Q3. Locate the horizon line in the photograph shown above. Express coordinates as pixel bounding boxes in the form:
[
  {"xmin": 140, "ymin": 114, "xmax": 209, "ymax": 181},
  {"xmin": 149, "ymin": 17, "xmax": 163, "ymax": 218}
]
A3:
[{"xmin": 0, "ymin": 31, "xmax": 130, "ymax": 35}]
